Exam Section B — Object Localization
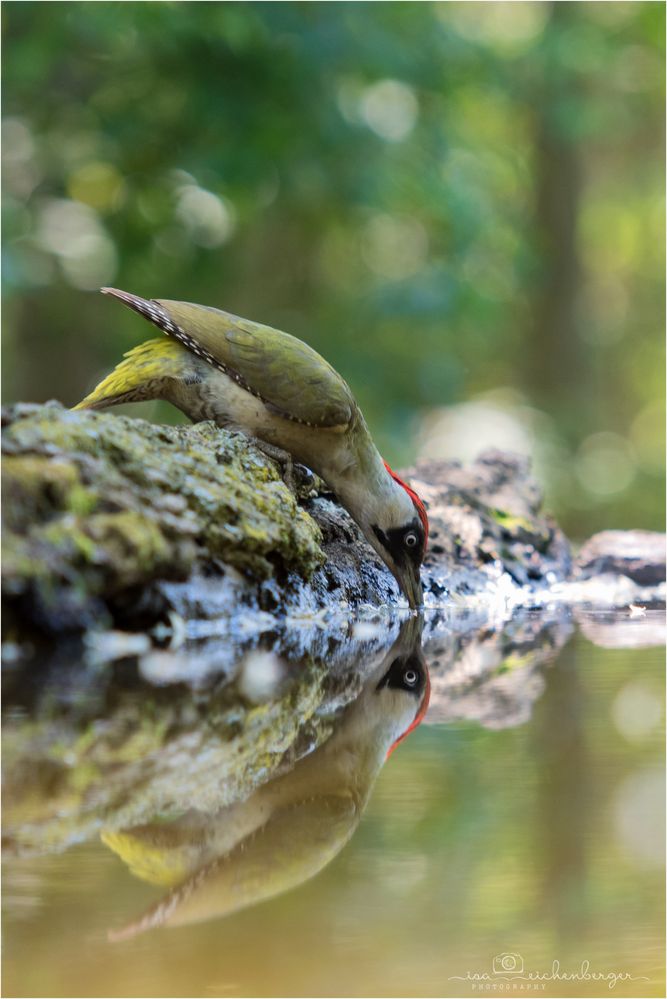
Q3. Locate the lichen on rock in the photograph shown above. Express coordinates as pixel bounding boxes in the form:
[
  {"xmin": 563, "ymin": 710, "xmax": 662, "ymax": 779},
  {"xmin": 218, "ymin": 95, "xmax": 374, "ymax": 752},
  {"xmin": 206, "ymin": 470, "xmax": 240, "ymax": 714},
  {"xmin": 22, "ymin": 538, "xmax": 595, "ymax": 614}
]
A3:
[{"xmin": 2, "ymin": 402, "xmax": 324, "ymax": 633}]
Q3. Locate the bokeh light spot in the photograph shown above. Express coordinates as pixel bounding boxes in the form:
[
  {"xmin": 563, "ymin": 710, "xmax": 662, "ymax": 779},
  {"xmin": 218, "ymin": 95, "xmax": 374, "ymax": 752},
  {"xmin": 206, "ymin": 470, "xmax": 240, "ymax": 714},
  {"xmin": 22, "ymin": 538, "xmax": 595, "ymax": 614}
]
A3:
[
  {"xmin": 34, "ymin": 198, "xmax": 118, "ymax": 289},
  {"xmin": 612, "ymin": 681, "xmax": 663, "ymax": 743},
  {"xmin": 2, "ymin": 117, "xmax": 41, "ymax": 199},
  {"xmin": 442, "ymin": 2, "xmax": 548, "ymax": 54},
  {"xmin": 360, "ymin": 80, "xmax": 418, "ymax": 143},
  {"xmin": 574, "ymin": 432, "xmax": 637, "ymax": 497},
  {"xmin": 361, "ymin": 214, "xmax": 428, "ymax": 281},
  {"xmin": 176, "ymin": 185, "xmax": 236, "ymax": 248},
  {"xmin": 67, "ymin": 161, "xmax": 126, "ymax": 214},
  {"xmin": 612, "ymin": 768, "xmax": 665, "ymax": 869}
]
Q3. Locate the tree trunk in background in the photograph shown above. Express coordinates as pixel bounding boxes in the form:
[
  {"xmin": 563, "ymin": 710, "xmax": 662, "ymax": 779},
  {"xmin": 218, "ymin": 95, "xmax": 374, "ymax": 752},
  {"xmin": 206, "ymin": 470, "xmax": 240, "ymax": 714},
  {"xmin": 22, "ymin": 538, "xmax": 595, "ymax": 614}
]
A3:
[
  {"xmin": 529, "ymin": 2, "xmax": 585, "ymax": 416},
  {"xmin": 533, "ymin": 643, "xmax": 589, "ymax": 940}
]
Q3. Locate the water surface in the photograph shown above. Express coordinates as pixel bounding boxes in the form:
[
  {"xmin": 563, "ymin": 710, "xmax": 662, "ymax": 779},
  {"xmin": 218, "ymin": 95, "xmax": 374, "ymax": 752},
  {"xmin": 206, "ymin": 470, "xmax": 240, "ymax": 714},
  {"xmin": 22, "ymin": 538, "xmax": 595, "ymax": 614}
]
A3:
[{"xmin": 3, "ymin": 612, "xmax": 664, "ymax": 998}]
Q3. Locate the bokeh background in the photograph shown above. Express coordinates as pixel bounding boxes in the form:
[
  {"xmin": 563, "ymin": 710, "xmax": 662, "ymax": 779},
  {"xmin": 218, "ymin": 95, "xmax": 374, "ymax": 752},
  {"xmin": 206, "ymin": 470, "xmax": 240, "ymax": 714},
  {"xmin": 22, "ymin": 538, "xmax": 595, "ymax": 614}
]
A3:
[{"xmin": 3, "ymin": 1, "xmax": 664, "ymax": 538}]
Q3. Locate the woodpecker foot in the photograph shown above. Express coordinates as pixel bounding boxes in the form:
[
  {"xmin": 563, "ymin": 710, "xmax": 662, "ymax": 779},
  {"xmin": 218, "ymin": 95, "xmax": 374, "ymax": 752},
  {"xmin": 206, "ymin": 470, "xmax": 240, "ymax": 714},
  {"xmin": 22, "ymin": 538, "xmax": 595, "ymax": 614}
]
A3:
[
  {"xmin": 225, "ymin": 428, "xmax": 317, "ymax": 497},
  {"xmin": 256, "ymin": 440, "xmax": 297, "ymax": 492},
  {"xmin": 250, "ymin": 439, "xmax": 314, "ymax": 497}
]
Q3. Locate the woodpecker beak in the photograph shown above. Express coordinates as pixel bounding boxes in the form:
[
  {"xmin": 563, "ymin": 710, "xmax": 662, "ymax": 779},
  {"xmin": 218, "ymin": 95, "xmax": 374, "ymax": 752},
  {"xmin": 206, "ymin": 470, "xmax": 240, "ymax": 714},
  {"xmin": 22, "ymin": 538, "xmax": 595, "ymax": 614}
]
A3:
[{"xmin": 398, "ymin": 562, "xmax": 423, "ymax": 610}]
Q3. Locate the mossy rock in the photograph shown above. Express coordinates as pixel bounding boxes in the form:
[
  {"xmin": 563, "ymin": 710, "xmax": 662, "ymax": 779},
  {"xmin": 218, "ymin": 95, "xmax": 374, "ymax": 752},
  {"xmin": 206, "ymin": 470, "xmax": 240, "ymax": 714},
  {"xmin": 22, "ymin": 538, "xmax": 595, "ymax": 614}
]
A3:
[{"xmin": 2, "ymin": 403, "xmax": 324, "ymax": 634}]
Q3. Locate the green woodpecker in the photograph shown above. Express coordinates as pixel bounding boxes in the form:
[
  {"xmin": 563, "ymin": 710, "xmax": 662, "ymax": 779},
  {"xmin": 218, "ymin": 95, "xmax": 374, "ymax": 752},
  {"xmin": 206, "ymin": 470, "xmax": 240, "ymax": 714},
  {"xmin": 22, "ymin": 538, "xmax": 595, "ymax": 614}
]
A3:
[
  {"xmin": 104, "ymin": 621, "xmax": 429, "ymax": 939},
  {"xmin": 75, "ymin": 289, "xmax": 428, "ymax": 607}
]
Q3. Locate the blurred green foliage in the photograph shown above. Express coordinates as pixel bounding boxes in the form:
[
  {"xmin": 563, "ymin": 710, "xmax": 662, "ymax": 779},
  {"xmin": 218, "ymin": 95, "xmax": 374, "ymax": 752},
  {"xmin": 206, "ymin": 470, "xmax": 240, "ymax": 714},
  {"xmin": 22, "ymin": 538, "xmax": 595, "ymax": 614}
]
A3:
[{"xmin": 2, "ymin": 1, "xmax": 664, "ymax": 536}]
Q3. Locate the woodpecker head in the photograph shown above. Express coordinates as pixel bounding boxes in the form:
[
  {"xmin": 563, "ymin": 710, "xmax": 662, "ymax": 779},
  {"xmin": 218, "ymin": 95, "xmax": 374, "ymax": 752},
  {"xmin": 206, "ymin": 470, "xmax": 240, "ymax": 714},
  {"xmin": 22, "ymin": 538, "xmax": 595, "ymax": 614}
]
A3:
[
  {"xmin": 375, "ymin": 645, "xmax": 430, "ymax": 758},
  {"xmin": 342, "ymin": 615, "xmax": 430, "ymax": 763},
  {"xmin": 366, "ymin": 462, "xmax": 428, "ymax": 610}
]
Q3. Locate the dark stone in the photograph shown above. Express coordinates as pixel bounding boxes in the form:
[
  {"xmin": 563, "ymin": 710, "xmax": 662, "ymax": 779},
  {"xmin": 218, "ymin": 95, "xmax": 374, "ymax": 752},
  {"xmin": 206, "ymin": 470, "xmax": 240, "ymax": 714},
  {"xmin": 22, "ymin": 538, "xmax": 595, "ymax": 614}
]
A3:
[{"xmin": 575, "ymin": 530, "xmax": 666, "ymax": 587}]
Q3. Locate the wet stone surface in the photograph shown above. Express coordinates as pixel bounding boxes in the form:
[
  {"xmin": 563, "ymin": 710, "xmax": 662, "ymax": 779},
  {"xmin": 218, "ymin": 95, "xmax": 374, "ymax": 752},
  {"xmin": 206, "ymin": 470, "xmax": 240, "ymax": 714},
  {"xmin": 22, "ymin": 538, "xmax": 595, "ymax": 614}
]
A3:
[{"xmin": 4, "ymin": 402, "xmax": 651, "ymax": 642}]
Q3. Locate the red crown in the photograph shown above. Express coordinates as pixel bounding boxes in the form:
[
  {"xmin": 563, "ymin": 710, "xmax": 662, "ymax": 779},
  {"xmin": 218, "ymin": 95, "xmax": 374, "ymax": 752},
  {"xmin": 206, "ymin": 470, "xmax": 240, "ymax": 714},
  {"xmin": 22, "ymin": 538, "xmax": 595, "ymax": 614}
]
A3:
[{"xmin": 383, "ymin": 461, "xmax": 429, "ymax": 547}]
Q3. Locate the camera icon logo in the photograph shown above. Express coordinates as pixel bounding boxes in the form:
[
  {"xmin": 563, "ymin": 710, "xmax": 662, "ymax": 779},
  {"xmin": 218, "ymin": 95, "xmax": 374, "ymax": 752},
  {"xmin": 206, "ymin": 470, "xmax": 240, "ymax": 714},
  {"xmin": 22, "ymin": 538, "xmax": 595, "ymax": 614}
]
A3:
[{"xmin": 493, "ymin": 953, "xmax": 524, "ymax": 975}]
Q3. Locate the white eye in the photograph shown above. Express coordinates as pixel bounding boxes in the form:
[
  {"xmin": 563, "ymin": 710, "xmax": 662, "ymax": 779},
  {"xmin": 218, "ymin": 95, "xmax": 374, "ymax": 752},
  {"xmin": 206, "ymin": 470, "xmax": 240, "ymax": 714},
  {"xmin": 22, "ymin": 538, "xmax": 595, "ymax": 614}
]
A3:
[
  {"xmin": 404, "ymin": 669, "xmax": 418, "ymax": 686},
  {"xmin": 405, "ymin": 531, "xmax": 418, "ymax": 548}
]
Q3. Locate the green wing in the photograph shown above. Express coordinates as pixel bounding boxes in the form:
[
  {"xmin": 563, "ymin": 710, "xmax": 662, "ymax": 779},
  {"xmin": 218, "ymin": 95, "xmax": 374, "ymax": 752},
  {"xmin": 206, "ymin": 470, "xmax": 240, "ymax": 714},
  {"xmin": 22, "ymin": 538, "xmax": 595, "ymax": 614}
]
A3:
[
  {"xmin": 101, "ymin": 290, "xmax": 356, "ymax": 429},
  {"xmin": 108, "ymin": 794, "xmax": 357, "ymax": 939},
  {"xmin": 162, "ymin": 299, "xmax": 355, "ymax": 428}
]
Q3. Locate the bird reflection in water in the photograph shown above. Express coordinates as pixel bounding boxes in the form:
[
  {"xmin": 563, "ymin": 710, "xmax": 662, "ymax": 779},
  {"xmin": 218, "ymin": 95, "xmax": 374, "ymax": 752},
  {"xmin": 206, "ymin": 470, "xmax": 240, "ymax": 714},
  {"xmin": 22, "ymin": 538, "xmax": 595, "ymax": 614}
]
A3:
[{"xmin": 104, "ymin": 620, "xmax": 430, "ymax": 940}]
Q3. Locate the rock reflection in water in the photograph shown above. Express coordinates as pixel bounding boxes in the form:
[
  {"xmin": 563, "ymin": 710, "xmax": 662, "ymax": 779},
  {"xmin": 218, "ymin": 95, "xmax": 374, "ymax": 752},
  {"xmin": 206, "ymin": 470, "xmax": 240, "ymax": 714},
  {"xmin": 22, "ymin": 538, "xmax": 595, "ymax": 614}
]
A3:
[
  {"xmin": 0, "ymin": 607, "xmax": 591, "ymax": 859},
  {"xmin": 104, "ymin": 620, "xmax": 430, "ymax": 939},
  {"xmin": 4, "ymin": 605, "xmax": 660, "ymax": 944}
]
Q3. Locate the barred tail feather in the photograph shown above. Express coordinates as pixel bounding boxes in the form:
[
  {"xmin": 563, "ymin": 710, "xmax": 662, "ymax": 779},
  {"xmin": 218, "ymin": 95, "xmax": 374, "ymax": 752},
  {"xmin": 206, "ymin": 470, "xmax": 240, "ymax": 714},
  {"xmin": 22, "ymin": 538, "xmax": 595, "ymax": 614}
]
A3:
[{"xmin": 73, "ymin": 338, "xmax": 186, "ymax": 411}]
